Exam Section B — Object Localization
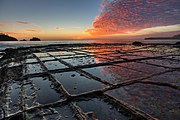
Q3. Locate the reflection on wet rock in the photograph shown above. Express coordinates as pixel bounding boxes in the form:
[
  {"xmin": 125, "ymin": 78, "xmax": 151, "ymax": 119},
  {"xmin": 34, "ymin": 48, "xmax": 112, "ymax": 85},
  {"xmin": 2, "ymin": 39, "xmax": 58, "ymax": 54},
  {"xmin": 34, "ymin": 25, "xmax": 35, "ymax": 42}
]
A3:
[
  {"xmin": 83, "ymin": 65, "xmax": 148, "ymax": 84},
  {"xmin": 25, "ymin": 64, "xmax": 44, "ymax": 74},
  {"xmin": 76, "ymin": 97, "xmax": 129, "ymax": 120},
  {"xmin": 30, "ymin": 77, "xmax": 62, "ymax": 104},
  {"xmin": 44, "ymin": 61, "xmax": 68, "ymax": 70},
  {"xmin": 53, "ymin": 72, "xmax": 105, "ymax": 95},
  {"xmin": 106, "ymin": 84, "xmax": 180, "ymax": 120},
  {"xmin": 0, "ymin": 44, "xmax": 179, "ymax": 119}
]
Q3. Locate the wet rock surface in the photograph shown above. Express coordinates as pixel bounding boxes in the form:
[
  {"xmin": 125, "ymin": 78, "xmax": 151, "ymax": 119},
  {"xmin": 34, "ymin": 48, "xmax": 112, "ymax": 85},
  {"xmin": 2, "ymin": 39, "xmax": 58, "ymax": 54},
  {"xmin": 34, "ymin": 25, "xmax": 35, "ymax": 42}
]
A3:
[{"xmin": 0, "ymin": 43, "xmax": 180, "ymax": 120}]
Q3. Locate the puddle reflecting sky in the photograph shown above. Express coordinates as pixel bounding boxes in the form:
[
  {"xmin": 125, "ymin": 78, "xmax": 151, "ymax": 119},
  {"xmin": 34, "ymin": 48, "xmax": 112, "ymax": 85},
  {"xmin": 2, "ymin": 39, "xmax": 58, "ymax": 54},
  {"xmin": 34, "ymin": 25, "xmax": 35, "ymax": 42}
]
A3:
[
  {"xmin": 117, "ymin": 62, "xmax": 168, "ymax": 74},
  {"xmin": 28, "ymin": 104, "xmax": 76, "ymax": 120},
  {"xmin": 30, "ymin": 77, "xmax": 62, "ymax": 104},
  {"xmin": 106, "ymin": 84, "xmax": 180, "ymax": 120},
  {"xmin": 83, "ymin": 65, "xmax": 148, "ymax": 84},
  {"xmin": 53, "ymin": 72, "xmax": 105, "ymax": 95},
  {"xmin": 10, "ymin": 83, "xmax": 20, "ymax": 114},
  {"xmin": 62, "ymin": 56, "xmax": 107, "ymax": 66},
  {"xmin": 26, "ymin": 64, "xmax": 44, "ymax": 74},
  {"xmin": 147, "ymin": 71, "xmax": 180, "ymax": 86},
  {"xmin": 77, "ymin": 98, "xmax": 129, "ymax": 120},
  {"xmin": 44, "ymin": 61, "xmax": 68, "ymax": 70},
  {"xmin": 141, "ymin": 59, "xmax": 180, "ymax": 68},
  {"xmin": 1, "ymin": 44, "xmax": 180, "ymax": 120},
  {"xmin": 25, "ymin": 58, "xmax": 38, "ymax": 63}
]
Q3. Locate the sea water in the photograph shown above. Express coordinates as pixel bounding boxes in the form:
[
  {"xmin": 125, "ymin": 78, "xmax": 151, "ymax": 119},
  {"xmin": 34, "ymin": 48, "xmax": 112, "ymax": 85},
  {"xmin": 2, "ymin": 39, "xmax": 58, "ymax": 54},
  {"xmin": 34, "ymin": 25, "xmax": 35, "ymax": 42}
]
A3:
[{"xmin": 0, "ymin": 39, "xmax": 179, "ymax": 50}]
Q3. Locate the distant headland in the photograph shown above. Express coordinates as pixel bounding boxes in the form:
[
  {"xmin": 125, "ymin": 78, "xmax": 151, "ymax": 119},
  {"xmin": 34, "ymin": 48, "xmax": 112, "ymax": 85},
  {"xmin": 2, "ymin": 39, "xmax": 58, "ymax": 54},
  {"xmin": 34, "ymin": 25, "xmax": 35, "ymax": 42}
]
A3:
[
  {"xmin": 30, "ymin": 37, "xmax": 41, "ymax": 41},
  {"xmin": 0, "ymin": 33, "xmax": 18, "ymax": 41},
  {"xmin": 0, "ymin": 33, "xmax": 41, "ymax": 41},
  {"xmin": 145, "ymin": 34, "xmax": 180, "ymax": 40}
]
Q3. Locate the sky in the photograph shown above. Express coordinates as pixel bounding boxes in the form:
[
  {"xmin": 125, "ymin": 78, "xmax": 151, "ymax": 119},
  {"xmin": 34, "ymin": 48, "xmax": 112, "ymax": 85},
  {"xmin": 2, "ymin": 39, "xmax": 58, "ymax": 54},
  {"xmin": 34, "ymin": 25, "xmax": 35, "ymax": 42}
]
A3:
[{"xmin": 0, "ymin": 0, "xmax": 179, "ymax": 40}]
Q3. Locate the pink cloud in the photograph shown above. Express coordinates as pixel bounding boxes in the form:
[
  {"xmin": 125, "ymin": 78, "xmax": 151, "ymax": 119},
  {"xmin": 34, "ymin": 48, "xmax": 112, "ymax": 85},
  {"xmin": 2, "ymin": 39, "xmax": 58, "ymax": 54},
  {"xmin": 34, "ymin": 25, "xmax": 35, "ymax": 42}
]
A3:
[
  {"xmin": 86, "ymin": 0, "xmax": 180, "ymax": 36},
  {"xmin": 16, "ymin": 20, "xmax": 31, "ymax": 24},
  {"xmin": 26, "ymin": 29, "xmax": 42, "ymax": 32},
  {"xmin": 16, "ymin": 20, "xmax": 39, "ymax": 27}
]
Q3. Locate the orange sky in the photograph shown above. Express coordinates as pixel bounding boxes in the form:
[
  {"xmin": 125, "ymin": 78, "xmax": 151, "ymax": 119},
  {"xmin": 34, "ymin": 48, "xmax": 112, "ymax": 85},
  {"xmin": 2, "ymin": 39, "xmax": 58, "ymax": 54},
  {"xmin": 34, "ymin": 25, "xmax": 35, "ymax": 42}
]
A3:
[{"xmin": 0, "ymin": 0, "xmax": 179, "ymax": 40}]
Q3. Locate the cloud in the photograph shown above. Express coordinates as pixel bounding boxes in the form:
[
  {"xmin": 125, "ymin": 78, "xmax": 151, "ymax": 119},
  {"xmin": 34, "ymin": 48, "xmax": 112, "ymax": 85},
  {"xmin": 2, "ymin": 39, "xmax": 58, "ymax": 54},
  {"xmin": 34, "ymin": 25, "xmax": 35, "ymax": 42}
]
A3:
[
  {"xmin": 26, "ymin": 29, "xmax": 42, "ymax": 32},
  {"xmin": 135, "ymin": 24, "xmax": 180, "ymax": 35},
  {"xmin": 55, "ymin": 27, "xmax": 64, "ymax": 30},
  {"xmin": 0, "ymin": 21, "xmax": 13, "ymax": 27},
  {"xmin": 16, "ymin": 20, "xmax": 31, "ymax": 25},
  {"xmin": 86, "ymin": 0, "xmax": 180, "ymax": 36},
  {"xmin": 16, "ymin": 20, "xmax": 39, "ymax": 27},
  {"xmin": 0, "ymin": 31, "xmax": 28, "ymax": 36},
  {"xmin": 5, "ymin": 32, "xmax": 25, "ymax": 35}
]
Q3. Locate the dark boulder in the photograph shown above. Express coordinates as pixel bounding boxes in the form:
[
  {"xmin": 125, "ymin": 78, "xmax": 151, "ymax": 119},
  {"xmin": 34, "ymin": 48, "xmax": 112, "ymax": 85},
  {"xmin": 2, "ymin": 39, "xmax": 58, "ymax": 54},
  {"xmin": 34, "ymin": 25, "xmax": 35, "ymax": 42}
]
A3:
[
  {"xmin": 132, "ymin": 41, "xmax": 143, "ymax": 46},
  {"xmin": 174, "ymin": 42, "xmax": 180, "ymax": 48}
]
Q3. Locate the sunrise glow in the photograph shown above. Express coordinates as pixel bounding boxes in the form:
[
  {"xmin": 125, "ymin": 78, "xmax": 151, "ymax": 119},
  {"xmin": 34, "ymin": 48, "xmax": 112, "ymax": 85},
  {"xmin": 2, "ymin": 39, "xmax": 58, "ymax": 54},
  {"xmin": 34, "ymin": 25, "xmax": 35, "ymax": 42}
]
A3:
[{"xmin": 0, "ymin": 0, "xmax": 179, "ymax": 40}]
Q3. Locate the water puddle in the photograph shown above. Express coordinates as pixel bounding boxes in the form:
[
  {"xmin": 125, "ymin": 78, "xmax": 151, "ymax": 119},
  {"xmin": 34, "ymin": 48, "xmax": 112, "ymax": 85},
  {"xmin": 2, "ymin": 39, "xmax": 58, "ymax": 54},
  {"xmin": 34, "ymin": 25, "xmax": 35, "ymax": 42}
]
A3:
[
  {"xmin": 25, "ymin": 58, "xmax": 38, "ymax": 63},
  {"xmin": 0, "ymin": 44, "xmax": 180, "ymax": 120},
  {"xmin": 52, "ymin": 72, "xmax": 105, "ymax": 95},
  {"xmin": 147, "ymin": 71, "xmax": 180, "ymax": 86},
  {"xmin": 96, "ymin": 54, "xmax": 120, "ymax": 61},
  {"xmin": 132, "ymin": 51, "xmax": 162, "ymax": 57},
  {"xmin": 141, "ymin": 59, "xmax": 180, "ymax": 68},
  {"xmin": 76, "ymin": 98, "xmax": 129, "ymax": 120},
  {"xmin": 24, "ymin": 82, "xmax": 36, "ymax": 107},
  {"xmin": 73, "ymin": 50, "xmax": 88, "ymax": 54},
  {"xmin": 62, "ymin": 56, "xmax": 107, "ymax": 66},
  {"xmin": 48, "ymin": 51, "xmax": 75, "ymax": 56},
  {"xmin": 56, "ymin": 55, "xmax": 75, "ymax": 59},
  {"xmin": 25, "ymin": 64, "xmax": 44, "ymax": 74},
  {"xmin": 39, "ymin": 57, "xmax": 55, "ymax": 61},
  {"xmin": 83, "ymin": 65, "xmax": 148, "ymax": 84},
  {"xmin": 44, "ymin": 61, "xmax": 68, "ymax": 70},
  {"xmin": 106, "ymin": 84, "xmax": 180, "ymax": 120},
  {"xmin": 118, "ymin": 62, "xmax": 167, "ymax": 74},
  {"xmin": 27, "ymin": 105, "xmax": 76, "ymax": 120},
  {"xmin": 9, "ymin": 83, "xmax": 20, "ymax": 114},
  {"xmin": 30, "ymin": 77, "xmax": 62, "ymax": 104},
  {"xmin": 119, "ymin": 55, "xmax": 145, "ymax": 60},
  {"xmin": 34, "ymin": 53, "xmax": 50, "ymax": 58}
]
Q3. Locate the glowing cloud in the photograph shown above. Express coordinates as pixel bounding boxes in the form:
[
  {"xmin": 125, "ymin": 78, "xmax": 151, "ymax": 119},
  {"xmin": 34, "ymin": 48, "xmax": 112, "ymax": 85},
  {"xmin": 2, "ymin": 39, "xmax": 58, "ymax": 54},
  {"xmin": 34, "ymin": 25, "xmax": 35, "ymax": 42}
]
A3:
[
  {"xmin": 55, "ymin": 27, "xmax": 64, "ymax": 30},
  {"xmin": 26, "ymin": 29, "xmax": 42, "ymax": 32},
  {"xmin": 16, "ymin": 20, "xmax": 39, "ymax": 26},
  {"xmin": 135, "ymin": 24, "xmax": 180, "ymax": 35},
  {"xmin": 86, "ymin": 0, "xmax": 180, "ymax": 36}
]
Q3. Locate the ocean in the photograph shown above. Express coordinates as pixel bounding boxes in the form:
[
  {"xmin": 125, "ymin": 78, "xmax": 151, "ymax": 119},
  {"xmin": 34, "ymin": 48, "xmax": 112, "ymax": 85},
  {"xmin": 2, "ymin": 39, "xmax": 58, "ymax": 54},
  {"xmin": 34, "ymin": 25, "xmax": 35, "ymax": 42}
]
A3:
[{"xmin": 0, "ymin": 39, "xmax": 179, "ymax": 50}]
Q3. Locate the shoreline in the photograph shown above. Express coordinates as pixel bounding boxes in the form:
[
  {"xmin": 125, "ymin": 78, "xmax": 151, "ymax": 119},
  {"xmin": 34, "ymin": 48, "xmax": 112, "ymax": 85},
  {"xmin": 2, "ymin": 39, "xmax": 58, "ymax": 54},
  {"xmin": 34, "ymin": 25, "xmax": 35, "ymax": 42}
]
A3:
[{"xmin": 0, "ymin": 41, "xmax": 180, "ymax": 51}]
